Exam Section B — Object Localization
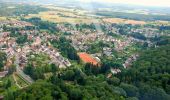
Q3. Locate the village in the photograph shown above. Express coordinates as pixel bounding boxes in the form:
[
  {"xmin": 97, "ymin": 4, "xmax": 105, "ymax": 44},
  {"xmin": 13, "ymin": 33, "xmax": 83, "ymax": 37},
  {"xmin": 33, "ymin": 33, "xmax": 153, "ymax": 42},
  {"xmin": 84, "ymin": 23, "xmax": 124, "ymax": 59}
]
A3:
[
  {"xmin": 0, "ymin": 20, "xmax": 72, "ymax": 84},
  {"xmin": 0, "ymin": 1, "xmax": 169, "ymax": 99},
  {"xmin": 0, "ymin": 18, "xmax": 165, "ymax": 88}
]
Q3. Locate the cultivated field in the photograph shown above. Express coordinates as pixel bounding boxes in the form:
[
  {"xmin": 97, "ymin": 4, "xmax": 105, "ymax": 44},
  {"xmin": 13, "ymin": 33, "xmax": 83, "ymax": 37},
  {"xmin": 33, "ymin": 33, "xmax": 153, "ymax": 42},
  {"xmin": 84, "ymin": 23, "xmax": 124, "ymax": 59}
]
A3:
[
  {"xmin": 103, "ymin": 18, "xmax": 146, "ymax": 25},
  {"xmin": 149, "ymin": 20, "xmax": 170, "ymax": 26},
  {"xmin": 26, "ymin": 6, "xmax": 100, "ymax": 24},
  {"xmin": 25, "ymin": 6, "xmax": 161, "ymax": 25},
  {"xmin": 0, "ymin": 17, "xmax": 6, "ymax": 20}
]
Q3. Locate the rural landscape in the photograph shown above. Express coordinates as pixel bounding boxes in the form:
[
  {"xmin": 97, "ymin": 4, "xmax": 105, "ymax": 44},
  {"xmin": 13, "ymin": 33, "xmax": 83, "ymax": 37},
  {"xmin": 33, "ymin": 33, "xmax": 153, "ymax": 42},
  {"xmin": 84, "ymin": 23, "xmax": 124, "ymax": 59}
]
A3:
[{"xmin": 0, "ymin": 0, "xmax": 170, "ymax": 100}]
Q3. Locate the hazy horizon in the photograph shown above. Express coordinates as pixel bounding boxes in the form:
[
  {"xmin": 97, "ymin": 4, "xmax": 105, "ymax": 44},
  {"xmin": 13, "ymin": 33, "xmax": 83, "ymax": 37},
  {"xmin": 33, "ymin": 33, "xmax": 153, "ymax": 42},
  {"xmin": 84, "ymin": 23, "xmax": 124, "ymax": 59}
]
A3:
[
  {"xmin": 1, "ymin": 0, "xmax": 170, "ymax": 7},
  {"xmin": 79, "ymin": 0, "xmax": 170, "ymax": 7}
]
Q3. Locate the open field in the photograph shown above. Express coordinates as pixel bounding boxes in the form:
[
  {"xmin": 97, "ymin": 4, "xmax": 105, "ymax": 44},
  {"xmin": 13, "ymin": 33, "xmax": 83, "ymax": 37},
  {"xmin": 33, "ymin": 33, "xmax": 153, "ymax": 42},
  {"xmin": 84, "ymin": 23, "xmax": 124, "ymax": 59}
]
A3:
[
  {"xmin": 103, "ymin": 18, "xmax": 146, "ymax": 25},
  {"xmin": 149, "ymin": 20, "xmax": 170, "ymax": 25},
  {"xmin": 26, "ymin": 9, "xmax": 100, "ymax": 24},
  {"xmin": 0, "ymin": 16, "xmax": 19, "ymax": 21},
  {"xmin": 25, "ymin": 6, "xmax": 170, "ymax": 25},
  {"xmin": 0, "ymin": 17, "xmax": 7, "ymax": 20}
]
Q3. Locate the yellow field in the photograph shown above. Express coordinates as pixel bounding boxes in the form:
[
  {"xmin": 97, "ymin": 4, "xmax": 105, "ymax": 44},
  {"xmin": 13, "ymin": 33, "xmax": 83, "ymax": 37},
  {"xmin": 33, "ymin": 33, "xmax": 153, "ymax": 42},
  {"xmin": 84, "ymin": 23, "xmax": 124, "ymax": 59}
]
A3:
[
  {"xmin": 103, "ymin": 18, "xmax": 146, "ymax": 25},
  {"xmin": 0, "ymin": 17, "xmax": 7, "ymax": 20},
  {"xmin": 0, "ymin": 17, "xmax": 19, "ymax": 21},
  {"xmin": 25, "ymin": 6, "xmax": 149, "ymax": 25},
  {"xmin": 149, "ymin": 20, "xmax": 170, "ymax": 25},
  {"xmin": 26, "ymin": 10, "xmax": 100, "ymax": 24}
]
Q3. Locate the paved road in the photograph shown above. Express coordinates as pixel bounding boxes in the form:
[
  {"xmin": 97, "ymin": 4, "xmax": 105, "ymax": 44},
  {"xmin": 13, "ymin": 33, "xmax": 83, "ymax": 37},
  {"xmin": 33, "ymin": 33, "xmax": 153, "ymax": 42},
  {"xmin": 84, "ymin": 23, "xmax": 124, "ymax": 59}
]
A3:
[{"xmin": 14, "ymin": 53, "xmax": 34, "ymax": 84}]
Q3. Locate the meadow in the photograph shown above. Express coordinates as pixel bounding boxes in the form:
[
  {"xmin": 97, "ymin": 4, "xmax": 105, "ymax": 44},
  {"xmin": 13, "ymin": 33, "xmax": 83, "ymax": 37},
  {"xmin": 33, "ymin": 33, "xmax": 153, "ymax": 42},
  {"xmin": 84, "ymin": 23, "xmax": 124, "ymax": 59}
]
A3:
[{"xmin": 26, "ymin": 7, "xmax": 100, "ymax": 24}]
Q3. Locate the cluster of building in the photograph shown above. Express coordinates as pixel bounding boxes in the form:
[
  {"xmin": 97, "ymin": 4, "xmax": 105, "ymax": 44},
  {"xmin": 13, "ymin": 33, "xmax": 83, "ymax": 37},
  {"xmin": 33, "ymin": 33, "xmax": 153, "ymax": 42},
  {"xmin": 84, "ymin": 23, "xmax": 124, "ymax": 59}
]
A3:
[
  {"xmin": 37, "ymin": 45, "xmax": 71, "ymax": 68},
  {"xmin": 131, "ymin": 28, "xmax": 160, "ymax": 38},
  {"xmin": 15, "ymin": 35, "xmax": 71, "ymax": 69},
  {"xmin": 0, "ymin": 20, "xmax": 33, "ymax": 28},
  {"xmin": 0, "ymin": 19, "xmax": 149, "ymax": 79},
  {"xmin": 0, "ymin": 32, "xmax": 16, "ymax": 78},
  {"xmin": 0, "ymin": 20, "xmax": 71, "ymax": 79},
  {"xmin": 123, "ymin": 54, "xmax": 139, "ymax": 68},
  {"xmin": 67, "ymin": 31, "xmax": 133, "ymax": 53},
  {"xmin": 107, "ymin": 54, "xmax": 139, "ymax": 79}
]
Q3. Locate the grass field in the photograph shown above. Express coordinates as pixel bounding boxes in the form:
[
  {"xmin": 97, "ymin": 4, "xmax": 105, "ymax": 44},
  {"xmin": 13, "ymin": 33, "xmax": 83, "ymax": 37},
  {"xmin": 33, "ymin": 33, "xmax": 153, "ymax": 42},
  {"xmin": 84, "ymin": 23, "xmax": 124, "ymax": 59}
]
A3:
[
  {"xmin": 25, "ymin": 6, "xmax": 170, "ymax": 25},
  {"xmin": 26, "ymin": 10, "xmax": 100, "ymax": 24},
  {"xmin": 149, "ymin": 20, "xmax": 170, "ymax": 25},
  {"xmin": 0, "ymin": 17, "xmax": 6, "ymax": 20},
  {"xmin": 103, "ymin": 18, "xmax": 146, "ymax": 25}
]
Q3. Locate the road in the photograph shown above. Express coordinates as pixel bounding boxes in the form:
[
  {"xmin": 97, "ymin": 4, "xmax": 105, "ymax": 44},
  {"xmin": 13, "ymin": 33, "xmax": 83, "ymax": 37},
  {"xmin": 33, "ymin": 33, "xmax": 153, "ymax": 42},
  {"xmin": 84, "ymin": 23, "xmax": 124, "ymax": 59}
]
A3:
[{"xmin": 14, "ymin": 53, "xmax": 34, "ymax": 84}]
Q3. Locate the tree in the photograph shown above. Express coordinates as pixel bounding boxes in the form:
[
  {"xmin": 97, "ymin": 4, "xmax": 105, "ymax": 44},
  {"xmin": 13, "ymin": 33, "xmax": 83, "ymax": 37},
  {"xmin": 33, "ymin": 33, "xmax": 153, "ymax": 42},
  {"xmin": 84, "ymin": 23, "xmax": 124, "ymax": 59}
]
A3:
[
  {"xmin": 0, "ymin": 52, "xmax": 7, "ymax": 71},
  {"xmin": 139, "ymin": 86, "xmax": 170, "ymax": 100},
  {"xmin": 50, "ymin": 63, "xmax": 58, "ymax": 73},
  {"xmin": 69, "ymin": 88, "xmax": 82, "ymax": 100},
  {"xmin": 120, "ymin": 83, "xmax": 139, "ymax": 97},
  {"xmin": 5, "ymin": 79, "xmax": 11, "ymax": 89},
  {"xmin": 24, "ymin": 64, "xmax": 34, "ymax": 77},
  {"xmin": 5, "ymin": 89, "xmax": 14, "ymax": 100},
  {"xmin": 107, "ymin": 77, "xmax": 120, "ymax": 86},
  {"xmin": 8, "ymin": 64, "xmax": 16, "ymax": 75},
  {"xmin": 16, "ymin": 34, "xmax": 28, "ymax": 44},
  {"xmin": 62, "ymin": 70, "xmax": 75, "ymax": 81}
]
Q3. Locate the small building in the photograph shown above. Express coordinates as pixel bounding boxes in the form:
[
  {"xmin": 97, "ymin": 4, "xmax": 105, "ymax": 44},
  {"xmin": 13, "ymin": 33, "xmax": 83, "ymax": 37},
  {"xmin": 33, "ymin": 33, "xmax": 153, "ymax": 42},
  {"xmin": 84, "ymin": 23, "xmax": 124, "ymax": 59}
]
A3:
[{"xmin": 0, "ymin": 71, "xmax": 8, "ymax": 78}]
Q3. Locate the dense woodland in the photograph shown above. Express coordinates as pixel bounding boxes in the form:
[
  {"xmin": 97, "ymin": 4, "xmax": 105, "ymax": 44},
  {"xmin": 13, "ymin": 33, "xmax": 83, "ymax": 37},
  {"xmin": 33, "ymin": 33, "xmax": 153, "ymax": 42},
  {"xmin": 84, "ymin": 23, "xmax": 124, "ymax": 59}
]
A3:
[
  {"xmin": 0, "ymin": 52, "xmax": 7, "ymax": 71},
  {"xmin": 0, "ymin": 3, "xmax": 48, "ymax": 16},
  {"xmin": 96, "ymin": 11, "xmax": 170, "ymax": 21}
]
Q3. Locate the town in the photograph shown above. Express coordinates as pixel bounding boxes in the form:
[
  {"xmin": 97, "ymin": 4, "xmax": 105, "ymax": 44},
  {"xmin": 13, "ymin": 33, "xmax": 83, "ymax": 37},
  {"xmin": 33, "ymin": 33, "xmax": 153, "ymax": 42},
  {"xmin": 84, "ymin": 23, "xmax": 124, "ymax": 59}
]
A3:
[
  {"xmin": 0, "ymin": 17, "xmax": 166, "ymax": 83},
  {"xmin": 0, "ymin": 1, "xmax": 170, "ymax": 100}
]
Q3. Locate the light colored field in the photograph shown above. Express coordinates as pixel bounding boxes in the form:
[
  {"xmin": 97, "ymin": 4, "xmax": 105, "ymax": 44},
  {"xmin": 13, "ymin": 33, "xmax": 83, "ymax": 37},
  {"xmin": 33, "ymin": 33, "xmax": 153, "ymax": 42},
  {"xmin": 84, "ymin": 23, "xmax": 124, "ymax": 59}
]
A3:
[
  {"xmin": 26, "ymin": 6, "xmax": 148, "ymax": 25},
  {"xmin": 26, "ymin": 10, "xmax": 100, "ymax": 24},
  {"xmin": 0, "ymin": 17, "xmax": 18, "ymax": 21},
  {"xmin": 103, "ymin": 18, "xmax": 126, "ymax": 24},
  {"xmin": 103, "ymin": 18, "xmax": 146, "ymax": 25},
  {"xmin": 149, "ymin": 20, "xmax": 170, "ymax": 25},
  {"xmin": 0, "ymin": 17, "xmax": 7, "ymax": 20},
  {"xmin": 125, "ymin": 20, "xmax": 146, "ymax": 25}
]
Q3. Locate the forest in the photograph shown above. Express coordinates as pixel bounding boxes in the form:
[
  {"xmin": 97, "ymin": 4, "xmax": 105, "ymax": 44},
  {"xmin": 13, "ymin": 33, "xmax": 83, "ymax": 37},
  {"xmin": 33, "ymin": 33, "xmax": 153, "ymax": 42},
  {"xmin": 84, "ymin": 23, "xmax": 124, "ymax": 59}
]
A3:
[
  {"xmin": 0, "ymin": 3, "xmax": 48, "ymax": 16},
  {"xmin": 96, "ymin": 11, "xmax": 170, "ymax": 21}
]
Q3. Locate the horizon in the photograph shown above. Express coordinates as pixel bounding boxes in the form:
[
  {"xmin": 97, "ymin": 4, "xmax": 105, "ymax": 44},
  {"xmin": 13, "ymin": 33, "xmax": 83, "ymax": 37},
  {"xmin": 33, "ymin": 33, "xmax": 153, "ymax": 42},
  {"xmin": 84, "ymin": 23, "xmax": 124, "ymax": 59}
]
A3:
[
  {"xmin": 1, "ymin": 0, "xmax": 170, "ymax": 8},
  {"xmin": 78, "ymin": 0, "xmax": 170, "ymax": 7}
]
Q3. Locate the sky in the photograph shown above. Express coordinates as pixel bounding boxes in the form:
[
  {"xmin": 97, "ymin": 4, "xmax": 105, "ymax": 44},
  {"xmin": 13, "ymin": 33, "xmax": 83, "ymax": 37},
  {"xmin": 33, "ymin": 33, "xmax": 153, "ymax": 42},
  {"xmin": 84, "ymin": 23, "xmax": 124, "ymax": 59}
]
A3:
[
  {"xmin": 2, "ymin": 0, "xmax": 170, "ymax": 7},
  {"xmin": 78, "ymin": 0, "xmax": 170, "ymax": 7}
]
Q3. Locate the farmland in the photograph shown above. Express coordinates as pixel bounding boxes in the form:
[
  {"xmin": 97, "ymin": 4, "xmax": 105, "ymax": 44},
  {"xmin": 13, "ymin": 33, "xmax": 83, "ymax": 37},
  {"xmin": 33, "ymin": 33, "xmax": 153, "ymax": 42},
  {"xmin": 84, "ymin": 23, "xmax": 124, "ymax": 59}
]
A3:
[
  {"xmin": 25, "ymin": 6, "xmax": 101, "ymax": 24},
  {"xmin": 0, "ymin": 17, "xmax": 6, "ymax": 21},
  {"xmin": 24, "ymin": 5, "xmax": 170, "ymax": 26},
  {"xmin": 102, "ymin": 18, "xmax": 146, "ymax": 25}
]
